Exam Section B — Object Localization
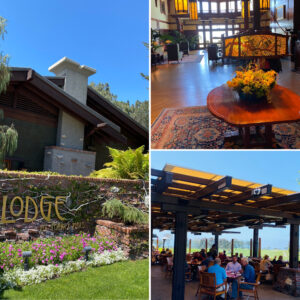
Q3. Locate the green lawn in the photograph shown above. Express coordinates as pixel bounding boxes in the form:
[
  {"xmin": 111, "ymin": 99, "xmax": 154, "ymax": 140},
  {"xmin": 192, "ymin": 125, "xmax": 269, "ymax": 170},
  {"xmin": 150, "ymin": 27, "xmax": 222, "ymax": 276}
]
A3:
[{"xmin": 3, "ymin": 259, "xmax": 149, "ymax": 300}]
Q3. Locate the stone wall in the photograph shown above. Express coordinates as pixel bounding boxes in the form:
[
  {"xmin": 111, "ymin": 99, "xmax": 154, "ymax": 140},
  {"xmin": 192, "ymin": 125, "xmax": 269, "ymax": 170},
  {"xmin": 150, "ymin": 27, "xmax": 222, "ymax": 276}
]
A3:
[
  {"xmin": 95, "ymin": 220, "xmax": 148, "ymax": 259},
  {"xmin": 273, "ymin": 267, "xmax": 300, "ymax": 297},
  {"xmin": 0, "ymin": 171, "xmax": 148, "ymax": 246}
]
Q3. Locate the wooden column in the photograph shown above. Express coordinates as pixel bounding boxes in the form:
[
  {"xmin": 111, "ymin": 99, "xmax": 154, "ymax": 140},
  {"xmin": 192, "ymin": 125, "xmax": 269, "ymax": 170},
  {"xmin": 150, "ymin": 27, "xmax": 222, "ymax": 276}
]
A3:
[
  {"xmin": 289, "ymin": 224, "xmax": 299, "ymax": 269},
  {"xmin": 157, "ymin": 237, "xmax": 159, "ymax": 250},
  {"xmin": 253, "ymin": 0, "xmax": 261, "ymax": 30},
  {"xmin": 258, "ymin": 238, "xmax": 262, "ymax": 258},
  {"xmin": 205, "ymin": 238, "xmax": 208, "ymax": 253},
  {"xmin": 253, "ymin": 228, "xmax": 259, "ymax": 258},
  {"xmin": 244, "ymin": 0, "xmax": 249, "ymax": 30},
  {"xmin": 189, "ymin": 239, "xmax": 191, "ymax": 254},
  {"xmin": 250, "ymin": 239, "xmax": 253, "ymax": 257},
  {"xmin": 214, "ymin": 233, "xmax": 219, "ymax": 254},
  {"xmin": 231, "ymin": 239, "xmax": 234, "ymax": 257},
  {"xmin": 172, "ymin": 211, "xmax": 187, "ymax": 300}
]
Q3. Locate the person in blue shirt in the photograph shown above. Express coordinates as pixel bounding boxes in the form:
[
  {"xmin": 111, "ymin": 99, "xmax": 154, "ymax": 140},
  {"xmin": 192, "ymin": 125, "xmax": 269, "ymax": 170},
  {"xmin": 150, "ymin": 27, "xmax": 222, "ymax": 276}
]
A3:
[
  {"xmin": 208, "ymin": 258, "xmax": 228, "ymax": 298},
  {"xmin": 231, "ymin": 257, "xmax": 256, "ymax": 299}
]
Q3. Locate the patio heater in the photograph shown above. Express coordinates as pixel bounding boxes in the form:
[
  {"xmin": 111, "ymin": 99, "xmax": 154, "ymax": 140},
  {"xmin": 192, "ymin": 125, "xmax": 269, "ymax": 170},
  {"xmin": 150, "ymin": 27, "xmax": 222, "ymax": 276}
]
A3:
[
  {"xmin": 223, "ymin": 0, "xmax": 288, "ymax": 60},
  {"xmin": 22, "ymin": 251, "xmax": 32, "ymax": 271}
]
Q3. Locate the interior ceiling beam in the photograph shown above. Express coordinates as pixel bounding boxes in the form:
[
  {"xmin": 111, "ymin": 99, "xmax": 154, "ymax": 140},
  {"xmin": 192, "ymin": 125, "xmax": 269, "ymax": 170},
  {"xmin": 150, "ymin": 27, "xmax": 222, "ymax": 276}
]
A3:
[
  {"xmin": 227, "ymin": 184, "xmax": 272, "ymax": 204},
  {"xmin": 153, "ymin": 193, "xmax": 300, "ymax": 224},
  {"xmin": 189, "ymin": 176, "xmax": 232, "ymax": 199}
]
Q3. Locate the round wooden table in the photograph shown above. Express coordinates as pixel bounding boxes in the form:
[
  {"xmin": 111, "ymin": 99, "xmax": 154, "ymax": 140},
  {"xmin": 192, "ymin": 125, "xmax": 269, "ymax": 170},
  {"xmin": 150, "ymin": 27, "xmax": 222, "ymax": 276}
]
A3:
[{"xmin": 207, "ymin": 84, "xmax": 300, "ymax": 148}]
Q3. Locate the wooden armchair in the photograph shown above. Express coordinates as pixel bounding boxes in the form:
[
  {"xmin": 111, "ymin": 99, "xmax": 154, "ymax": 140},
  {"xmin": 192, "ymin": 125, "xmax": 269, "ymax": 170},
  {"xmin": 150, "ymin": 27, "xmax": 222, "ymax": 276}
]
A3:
[
  {"xmin": 197, "ymin": 272, "xmax": 227, "ymax": 300},
  {"xmin": 238, "ymin": 272, "xmax": 261, "ymax": 300},
  {"xmin": 195, "ymin": 265, "xmax": 207, "ymax": 296}
]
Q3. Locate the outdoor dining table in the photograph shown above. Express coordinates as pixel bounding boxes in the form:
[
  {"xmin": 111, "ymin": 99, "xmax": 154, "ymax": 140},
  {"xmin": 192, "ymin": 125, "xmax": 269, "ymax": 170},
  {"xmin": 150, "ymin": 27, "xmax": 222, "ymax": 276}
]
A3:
[
  {"xmin": 207, "ymin": 84, "xmax": 300, "ymax": 148},
  {"xmin": 226, "ymin": 271, "xmax": 242, "ymax": 279}
]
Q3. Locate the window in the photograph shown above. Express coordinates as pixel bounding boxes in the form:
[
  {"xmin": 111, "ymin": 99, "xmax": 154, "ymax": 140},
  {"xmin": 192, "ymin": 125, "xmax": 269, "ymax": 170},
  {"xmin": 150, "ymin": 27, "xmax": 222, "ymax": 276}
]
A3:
[
  {"xmin": 212, "ymin": 24, "xmax": 226, "ymax": 30},
  {"xmin": 228, "ymin": 1, "xmax": 235, "ymax": 12},
  {"xmin": 205, "ymin": 25, "xmax": 210, "ymax": 29},
  {"xmin": 197, "ymin": 1, "xmax": 200, "ymax": 13},
  {"xmin": 228, "ymin": 30, "xmax": 233, "ymax": 36},
  {"xmin": 234, "ymin": 24, "xmax": 240, "ymax": 28},
  {"xmin": 198, "ymin": 25, "xmax": 204, "ymax": 30},
  {"xmin": 198, "ymin": 31, "xmax": 204, "ymax": 44},
  {"xmin": 205, "ymin": 31, "xmax": 211, "ymax": 43},
  {"xmin": 220, "ymin": 2, "xmax": 226, "ymax": 13},
  {"xmin": 250, "ymin": 0, "xmax": 253, "ymax": 11},
  {"xmin": 237, "ymin": 1, "xmax": 242, "ymax": 12},
  {"xmin": 211, "ymin": 2, "xmax": 218, "ymax": 13},
  {"xmin": 202, "ymin": 2, "xmax": 209, "ymax": 13}
]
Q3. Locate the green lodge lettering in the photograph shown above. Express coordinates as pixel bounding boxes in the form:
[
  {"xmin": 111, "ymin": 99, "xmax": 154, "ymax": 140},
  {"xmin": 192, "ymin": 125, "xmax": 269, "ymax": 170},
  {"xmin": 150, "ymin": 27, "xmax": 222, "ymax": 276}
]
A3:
[{"xmin": 0, "ymin": 196, "xmax": 66, "ymax": 224}]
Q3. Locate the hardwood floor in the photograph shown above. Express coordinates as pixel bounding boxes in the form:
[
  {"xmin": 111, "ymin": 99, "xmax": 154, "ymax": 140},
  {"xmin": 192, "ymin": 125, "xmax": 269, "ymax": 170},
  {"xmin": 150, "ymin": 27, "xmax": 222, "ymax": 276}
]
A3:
[{"xmin": 151, "ymin": 50, "xmax": 300, "ymax": 124}]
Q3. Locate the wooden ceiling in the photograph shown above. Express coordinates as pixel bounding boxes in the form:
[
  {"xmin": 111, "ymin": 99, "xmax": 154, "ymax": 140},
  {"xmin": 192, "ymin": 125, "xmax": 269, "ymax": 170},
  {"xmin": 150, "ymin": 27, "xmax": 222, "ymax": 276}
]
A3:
[{"xmin": 152, "ymin": 164, "xmax": 300, "ymax": 232}]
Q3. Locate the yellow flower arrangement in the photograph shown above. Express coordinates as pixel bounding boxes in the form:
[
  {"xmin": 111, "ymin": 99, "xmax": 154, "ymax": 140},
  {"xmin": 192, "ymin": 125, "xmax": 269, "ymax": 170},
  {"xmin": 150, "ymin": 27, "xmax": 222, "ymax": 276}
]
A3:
[{"xmin": 227, "ymin": 64, "xmax": 277, "ymax": 103}]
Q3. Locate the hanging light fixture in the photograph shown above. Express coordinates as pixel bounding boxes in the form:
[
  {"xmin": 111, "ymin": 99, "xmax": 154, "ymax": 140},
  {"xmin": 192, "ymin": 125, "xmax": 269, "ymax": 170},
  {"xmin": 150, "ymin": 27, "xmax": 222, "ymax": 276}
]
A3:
[
  {"xmin": 175, "ymin": 0, "xmax": 189, "ymax": 14},
  {"xmin": 241, "ymin": 0, "xmax": 250, "ymax": 18},
  {"xmin": 189, "ymin": 0, "xmax": 198, "ymax": 20},
  {"xmin": 260, "ymin": 0, "xmax": 270, "ymax": 11}
]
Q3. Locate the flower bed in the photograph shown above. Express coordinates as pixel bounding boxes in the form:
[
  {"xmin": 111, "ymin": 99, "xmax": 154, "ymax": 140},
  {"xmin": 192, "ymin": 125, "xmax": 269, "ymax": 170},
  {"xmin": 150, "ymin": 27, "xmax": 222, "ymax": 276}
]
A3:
[
  {"xmin": 0, "ymin": 233, "xmax": 119, "ymax": 272},
  {"xmin": 2, "ymin": 249, "xmax": 127, "ymax": 287}
]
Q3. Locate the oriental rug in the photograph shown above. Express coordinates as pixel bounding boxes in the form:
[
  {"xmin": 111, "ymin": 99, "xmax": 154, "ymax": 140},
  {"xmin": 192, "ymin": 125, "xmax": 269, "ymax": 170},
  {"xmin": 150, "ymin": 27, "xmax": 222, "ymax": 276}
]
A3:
[{"xmin": 151, "ymin": 106, "xmax": 300, "ymax": 149}]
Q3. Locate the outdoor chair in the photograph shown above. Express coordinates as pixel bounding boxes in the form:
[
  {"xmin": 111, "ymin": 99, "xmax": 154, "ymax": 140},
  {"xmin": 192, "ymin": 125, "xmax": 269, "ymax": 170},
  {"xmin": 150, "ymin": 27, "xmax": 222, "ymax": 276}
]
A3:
[
  {"xmin": 237, "ymin": 272, "xmax": 261, "ymax": 300},
  {"xmin": 272, "ymin": 264, "xmax": 285, "ymax": 284},
  {"xmin": 179, "ymin": 41, "xmax": 189, "ymax": 55},
  {"xmin": 166, "ymin": 44, "xmax": 183, "ymax": 63},
  {"xmin": 185, "ymin": 264, "xmax": 192, "ymax": 282},
  {"xmin": 197, "ymin": 272, "xmax": 227, "ymax": 300},
  {"xmin": 195, "ymin": 265, "xmax": 207, "ymax": 296}
]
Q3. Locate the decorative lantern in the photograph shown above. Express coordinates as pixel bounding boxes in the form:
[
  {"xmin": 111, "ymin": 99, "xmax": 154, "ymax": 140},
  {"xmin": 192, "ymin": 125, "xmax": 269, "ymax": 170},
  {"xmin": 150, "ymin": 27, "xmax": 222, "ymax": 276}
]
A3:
[
  {"xmin": 241, "ymin": 0, "xmax": 250, "ymax": 18},
  {"xmin": 189, "ymin": 0, "xmax": 198, "ymax": 20},
  {"xmin": 260, "ymin": 0, "xmax": 270, "ymax": 11},
  {"xmin": 175, "ymin": 0, "xmax": 189, "ymax": 14}
]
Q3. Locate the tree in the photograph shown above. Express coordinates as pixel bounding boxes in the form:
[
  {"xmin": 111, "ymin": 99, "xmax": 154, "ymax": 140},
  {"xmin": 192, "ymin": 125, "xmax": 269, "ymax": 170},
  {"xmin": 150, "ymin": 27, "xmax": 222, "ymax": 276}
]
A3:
[
  {"xmin": 0, "ymin": 16, "xmax": 18, "ymax": 169},
  {"xmin": 89, "ymin": 81, "xmax": 149, "ymax": 128}
]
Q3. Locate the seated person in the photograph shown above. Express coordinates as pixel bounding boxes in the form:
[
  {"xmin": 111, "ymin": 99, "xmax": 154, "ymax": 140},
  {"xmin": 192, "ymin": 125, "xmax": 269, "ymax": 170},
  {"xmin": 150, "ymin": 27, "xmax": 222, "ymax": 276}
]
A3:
[
  {"xmin": 231, "ymin": 257, "xmax": 256, "ymax": 299},
  {"xmin": 219, "ymin": 250, "xmax": 227, "ymax": 262},
  {"xmin": 260, "ymin": 255, "xmax": 273, "ymax": 273},
  {"xmin": 160, "ymin": 248, "xmax": 166, "ymax": 255},
  {"xmin": 165, "ymin": 248, "xmax": 172, "ymax": 255},
  {"xmin": 208, "ymin": 258, "xmax": 228, "ymax": 298},
  {"xmin": 209, "ymin": 244, "xmax": 218, "ymax": 259},
  {"xmin": 226, "ymin": 256, "xmax": 242, "ymax": 274},
  {"xmin": 200, "ymin": 249, "xmax": 207, "ymax": 260},
  {"xmin": 201, "ymin": 255, "xmax": 213, "ymax": 268},
  {"xmin": 272, "ymin": 255, "xmax": 284, "ymax": 265}
]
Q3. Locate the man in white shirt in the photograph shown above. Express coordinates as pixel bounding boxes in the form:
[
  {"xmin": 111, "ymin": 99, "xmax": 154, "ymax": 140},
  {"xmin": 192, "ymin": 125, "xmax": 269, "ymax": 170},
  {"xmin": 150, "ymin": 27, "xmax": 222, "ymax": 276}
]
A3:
[{"xmin": 226, "ymin": 256, "xmax": 242, "ymax": 273}]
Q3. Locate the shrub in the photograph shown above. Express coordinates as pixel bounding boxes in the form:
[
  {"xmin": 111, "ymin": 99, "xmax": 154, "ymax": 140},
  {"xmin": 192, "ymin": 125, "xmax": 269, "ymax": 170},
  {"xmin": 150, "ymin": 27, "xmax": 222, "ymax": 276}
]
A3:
[
  {"xmin": 102, "ymin": 199, "xmax": 148, "ymax": 225},
  {"xmin": 90, "ymin": 146, "xmax": 149, "ymax": 180}
]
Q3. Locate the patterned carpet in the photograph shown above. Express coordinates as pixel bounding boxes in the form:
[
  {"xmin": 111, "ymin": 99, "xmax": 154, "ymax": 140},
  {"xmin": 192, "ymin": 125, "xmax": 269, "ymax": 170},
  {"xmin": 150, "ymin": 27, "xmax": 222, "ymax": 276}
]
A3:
[{"xmin": 151, "ymin": 106, "xmax": 300, "ymax": 149}]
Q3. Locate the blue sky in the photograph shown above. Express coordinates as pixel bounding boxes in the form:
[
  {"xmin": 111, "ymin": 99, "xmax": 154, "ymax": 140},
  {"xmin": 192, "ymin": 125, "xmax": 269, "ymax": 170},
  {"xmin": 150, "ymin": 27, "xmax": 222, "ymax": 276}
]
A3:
[
  {"xmin": 1, "ymin": 0, "xmax": 148, "ymax": 104},
  {"xmin": 152, "ymin": 150, "xmax": 300, "ymax": 249}
]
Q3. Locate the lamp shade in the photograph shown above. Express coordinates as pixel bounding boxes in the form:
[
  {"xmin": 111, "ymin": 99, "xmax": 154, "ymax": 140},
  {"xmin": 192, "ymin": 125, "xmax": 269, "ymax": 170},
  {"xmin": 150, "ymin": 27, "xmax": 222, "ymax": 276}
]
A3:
[
  {"xmin": 189, "ymin": 0, "xmax": 198, "ymax": 20},
  {"xmin": 260, "ymin": 0, "xmax": 270, "ymax": 11},
  {"xmin": 241, "ymin": 0, "xmax": 250, "ymax": 18},
  {"xmin": 175, "ymin": 0, "xmax": 189, "ymax": 14}
]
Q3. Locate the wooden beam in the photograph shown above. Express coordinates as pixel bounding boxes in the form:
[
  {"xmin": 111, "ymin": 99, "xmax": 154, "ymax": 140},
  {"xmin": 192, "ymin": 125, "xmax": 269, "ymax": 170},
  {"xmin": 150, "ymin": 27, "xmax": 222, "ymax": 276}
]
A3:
[
  {"xmin": 189, "ymin": 176, "xmax": 232, "ymax": 199},
  {"xmin": 172, "ymin": 211, "xmax": 187, "ymax": 300},
  {"xmin": 254, "ymin": 193, "xmax": 300, "ymax": 209},
  {"xmin": 227, "ymin": 184, "xmax": 272, "ymax": 204},
  {"xmin": 152, "ymin": 193, "xmax": 300, "ymax": 223},
  {"xmin": 289, "ymin": 224, "xmax": 299, "ymax": 269}
]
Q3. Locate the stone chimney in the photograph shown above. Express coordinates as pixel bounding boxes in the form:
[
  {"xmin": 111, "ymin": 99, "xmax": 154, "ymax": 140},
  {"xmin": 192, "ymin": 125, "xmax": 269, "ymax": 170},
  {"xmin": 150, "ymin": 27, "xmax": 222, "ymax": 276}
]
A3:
[{"xmin": 48, "ymin": 57, "xmax": 96, "ymax": 150}]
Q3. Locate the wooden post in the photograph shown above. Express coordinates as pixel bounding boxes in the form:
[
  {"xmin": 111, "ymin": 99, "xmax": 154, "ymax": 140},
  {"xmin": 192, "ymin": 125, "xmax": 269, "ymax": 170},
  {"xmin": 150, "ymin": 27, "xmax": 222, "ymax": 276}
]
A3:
[
  {"xmin": 243, "ymin": 0, "xmax": 249, "ymax": 30},
  {"xmin": 231, "ymin": 239, "xmax": 234, "ymax": 257},
  {"xmin": 258, "ymin": 238, "xmax": 262, "ymax": 258},
  {"xmin": 172, "ymin": 211, "xmax": 187, "ymax": 300},
  {"xmin": 253, "ymin": 228, "xmax": 259, "ymax": 257},
  {"xmin": 289, "ymin": 224, "xmax": 299, "ymax": 269},
  {"xmin": 156, "ymin": 237, "xmax": 159, "ymax": 250},
  {"xmin": 189, "ymin": 239, "xmax": 191, "ymax": 254},
  {"xmin": 253, "ymin": 0, "xmax": 261, "ymax": 30},
  {"xmin": 250, "ymin": 239, "xmax": 253, "ymax": 257},
  {"xmin": 205, "ymin": 238, "xmax": 208, "ymax": 253},
  {"xmin": 214, "ymin": 233, "xmax": 219, "ymax": 254}
]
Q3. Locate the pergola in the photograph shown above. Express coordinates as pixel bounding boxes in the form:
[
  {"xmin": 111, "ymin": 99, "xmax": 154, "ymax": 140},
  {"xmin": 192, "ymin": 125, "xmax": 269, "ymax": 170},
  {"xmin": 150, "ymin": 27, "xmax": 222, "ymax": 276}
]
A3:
[{"xmin": 151, "ymin": 164, "xmax": 300, "ymax": 300}]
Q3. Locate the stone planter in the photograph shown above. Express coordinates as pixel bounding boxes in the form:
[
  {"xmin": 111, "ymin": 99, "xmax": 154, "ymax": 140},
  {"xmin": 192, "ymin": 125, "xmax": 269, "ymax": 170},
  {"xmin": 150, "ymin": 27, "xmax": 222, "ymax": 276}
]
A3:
[{"xmin": 273, "ymin": 267, "xmax": 300, "ymax": 297}]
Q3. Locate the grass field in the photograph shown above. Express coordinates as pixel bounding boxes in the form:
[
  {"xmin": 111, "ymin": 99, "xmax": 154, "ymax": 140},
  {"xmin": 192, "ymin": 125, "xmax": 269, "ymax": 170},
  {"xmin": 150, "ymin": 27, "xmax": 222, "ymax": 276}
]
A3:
[{"xmin": 3, "ymin": 259, "xmax": 149, "ymax": 300}]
